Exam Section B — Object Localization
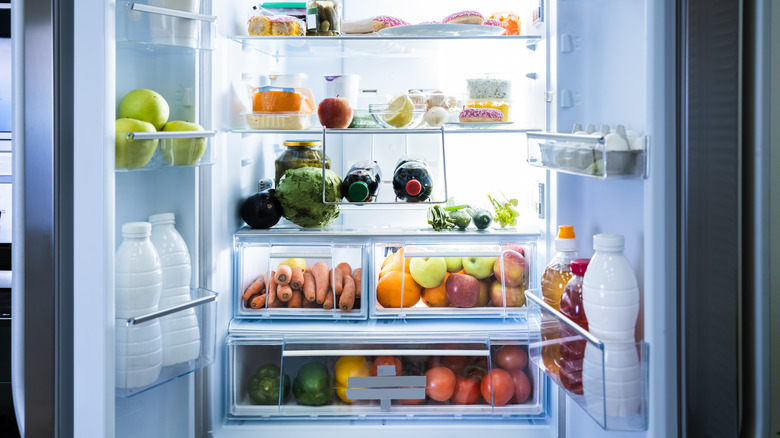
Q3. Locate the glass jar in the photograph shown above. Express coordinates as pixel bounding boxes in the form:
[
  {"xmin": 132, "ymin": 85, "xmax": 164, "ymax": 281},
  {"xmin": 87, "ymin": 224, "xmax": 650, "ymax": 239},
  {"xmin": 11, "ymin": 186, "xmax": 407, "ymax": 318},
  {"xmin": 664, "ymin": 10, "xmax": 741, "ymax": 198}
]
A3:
[
  {"xmin": 305, "ymin": 0, "xmax": 342, "ymax": 36},
  {"xmin": 274, "ymin": 140, "xmax": 331, "ymax": 186}
]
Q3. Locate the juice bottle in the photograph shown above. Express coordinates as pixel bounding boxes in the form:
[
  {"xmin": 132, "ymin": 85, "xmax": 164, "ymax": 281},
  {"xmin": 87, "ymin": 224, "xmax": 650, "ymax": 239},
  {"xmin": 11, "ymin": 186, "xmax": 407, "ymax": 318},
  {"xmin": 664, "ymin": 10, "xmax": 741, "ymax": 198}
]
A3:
[
  {"xmin": 342, "ymin": 160, "xmax": 382, "ymax": 202},
  {"xmin": 540, "ymin": 225, "xmax": 577, "ymax": 375},
  {"xmin": 392, "ymin": 157, "xmax": 433, "ymax": 202},
  {"xmin": 558, "ymin": 258, "xmax": 589, "ymax": 394}
]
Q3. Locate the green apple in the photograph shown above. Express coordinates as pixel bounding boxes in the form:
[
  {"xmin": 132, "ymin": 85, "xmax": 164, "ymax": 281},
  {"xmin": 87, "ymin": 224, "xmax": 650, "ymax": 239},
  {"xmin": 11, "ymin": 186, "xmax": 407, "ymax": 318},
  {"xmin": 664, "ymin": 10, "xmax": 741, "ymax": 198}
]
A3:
[
  {"xmin": 118, "ymin": 89, "xmax": 170, "ymax": 130},
  {"xmin": 461, "ymin": 256, "xmax": 497, "ymax": 280},
  {"xmin": 444, "ymin": 257, "xmax": 463, "ymax": 273},
  {"xmin": 115, "ymin": 118, "xmax": 158, "ymax": 169},
  {"xmin": 160, "ymin": 121, "xmax": 207, "ymax": 165},
  {"xmin": 409, "ymin": 256, "xmax": 447, "ymax": 288}
]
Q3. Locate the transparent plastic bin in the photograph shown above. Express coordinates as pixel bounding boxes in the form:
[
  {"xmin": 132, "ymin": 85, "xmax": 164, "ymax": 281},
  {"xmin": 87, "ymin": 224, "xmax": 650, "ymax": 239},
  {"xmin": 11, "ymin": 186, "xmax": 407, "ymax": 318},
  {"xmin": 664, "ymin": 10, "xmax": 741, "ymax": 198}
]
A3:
[
  {"xmin": 115, "ymin": 130, "xmax": 216, "ymax": 171},
  {"xmin": 227, "ymin": 335, "xmax": 543, "ymax": 419},
  {"xmin": 116, "ymin": 287, "xmax": 218, "ymax": 397},
  {"xmin": 120, "ymin": 2, "xmax": 216, "ymax": 51},
  {"xmin": 233, "ymin": 236, "xmax": 367, "ymax": 319},
  {"xmin": 525, "ymin": 290, "xmax": 648, "ymax": 430},
  {"xmin": 371, "ymin": 240, "xmax": 537, "ymax": 319},
  {"xmin": 526, "ymin": 132, "xmax": 647, "ymax": 179}
]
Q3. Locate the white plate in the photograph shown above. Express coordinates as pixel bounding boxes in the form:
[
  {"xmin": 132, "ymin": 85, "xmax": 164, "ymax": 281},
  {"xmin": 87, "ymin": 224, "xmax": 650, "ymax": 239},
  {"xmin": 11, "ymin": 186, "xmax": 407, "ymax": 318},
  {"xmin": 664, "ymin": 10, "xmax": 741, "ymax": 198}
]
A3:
[
  {"xmin": 378, "ymin": 24, "xmax": 505, "ymax": 37},
  {"xmin": 446, "ymin": 121, "xmax": 514, "ymax": 129}
]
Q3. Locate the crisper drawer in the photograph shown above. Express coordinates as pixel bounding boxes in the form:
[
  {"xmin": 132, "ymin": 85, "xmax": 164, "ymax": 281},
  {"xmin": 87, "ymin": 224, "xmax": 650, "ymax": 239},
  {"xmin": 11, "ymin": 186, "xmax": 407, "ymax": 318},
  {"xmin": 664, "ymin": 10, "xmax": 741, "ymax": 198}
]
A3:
[
  {"xmin": 233, "ymin": 236, "xmax": 366, "ymax": 319},
  {"xmin": 226, "ymin": 334, "xmax": 543, "ymax": 419},
  {"xmin": 371, "ymin": 239, "xmax": 536, "ymax": 318}
]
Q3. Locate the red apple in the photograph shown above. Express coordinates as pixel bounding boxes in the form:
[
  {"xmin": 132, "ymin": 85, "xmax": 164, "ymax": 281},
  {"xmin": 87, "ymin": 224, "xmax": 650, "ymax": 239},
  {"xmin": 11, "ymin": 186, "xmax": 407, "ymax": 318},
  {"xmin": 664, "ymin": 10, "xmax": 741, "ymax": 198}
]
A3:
[
  {"xmin": 317, "ymin": 97, "xmax": 353, "ymax": 128},
  {"xmin": 489, "ymin": 280, "xmax": 527, "ymax": 307},
  {"xmin": 493, "ymin": 250, "xmax": 529, "ymax": 287},
  {"xmin": 445, "ymin": 273, "xmax": 481, "ymax": 308},
  {"xmin": 475, "ymin": 276, "xmax": 492, "ymax": 307}
]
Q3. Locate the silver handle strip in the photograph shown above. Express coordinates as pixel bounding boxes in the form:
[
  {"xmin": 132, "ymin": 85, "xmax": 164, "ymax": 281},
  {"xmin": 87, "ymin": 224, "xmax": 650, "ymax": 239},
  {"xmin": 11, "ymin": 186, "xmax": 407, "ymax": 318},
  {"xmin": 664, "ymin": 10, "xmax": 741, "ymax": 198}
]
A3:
[
  {"xmin": 403, "ymin": 251, "xmax": 501, "ymax": 258},
  {"xmin": 346, "ymin": 388, "xmax": 425, "ymax": 401},
  {"xmin": 525, "ymin": 291, "xmax": 604, "ymax": 348},
  {"xmin": 347, "ymin": 376, "xmax": 426, "ymax": 388},
  {"xmin": 526, "ymin": 132, "xmax": 606, "ymax": 144},
  {"xmin": 283, "ymin": 349, "xmax": 490, "ymax": 357},
  {"xmin": 126, "ymin": 293, "xmax": 217, "ymax": 325},
  {"xmin": 129, "ymin": 2, "xmax": 216, "ymax": 22},
  {"xmin": 269, "ymin": 252, "xmax": 332, "ymax": 259},
  {"xmin": 0, "ymin": 4, "xmax": 9, "ymax": 10},
  {"xmin": 126, "ymin": 130, "xmax": 216, "ymax": 140}
]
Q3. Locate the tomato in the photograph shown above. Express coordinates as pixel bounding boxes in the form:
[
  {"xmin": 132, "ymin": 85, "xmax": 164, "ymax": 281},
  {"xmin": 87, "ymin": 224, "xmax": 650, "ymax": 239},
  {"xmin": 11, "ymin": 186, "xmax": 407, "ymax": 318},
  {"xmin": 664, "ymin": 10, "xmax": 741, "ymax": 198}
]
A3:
[
  {"xmin": 466, "ymin": 357, "xmax": 489, "ymax": 379},
  {"xmin": 334, "ymin": 356, "xmax": 371, "ymax": 403},
  {"xmin": 441, "ymin": 356, "xmax": 468, "ymax": 375},
  {"xmin": 510, "ymin": 368, "xmax": 532, "ymax": 403},
  {"xmin": 495, "ymin": 345, "xmax": 528, "ymax": 371},
  {"xmin": 425, "ymin": 367, "xmax": 456, "ymax": 402},
  {"xmin": 451, "ymin": 375, "xmax": 482, "ymax": 405},
  {"xmin": 399, "ymin": 397, "xmax": 426, "ymax": 405},
  {"xmin": 480, "ymin": 369, "xmax": 514, "ymax": 406},
  {"xmin": 371, "ymin": 355, "xmax": 402, "ymax": 376}
]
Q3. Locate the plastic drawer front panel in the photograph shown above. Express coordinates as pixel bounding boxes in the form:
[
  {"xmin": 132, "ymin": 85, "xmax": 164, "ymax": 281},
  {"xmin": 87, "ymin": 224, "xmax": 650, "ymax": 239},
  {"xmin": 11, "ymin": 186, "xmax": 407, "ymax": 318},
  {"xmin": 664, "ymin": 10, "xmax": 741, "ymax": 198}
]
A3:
[
  {"xmin": 227, "ymin": 335, "xmax": 544, "ymax": 420},
  {"xmin": 371, "ymin": 240, "xmax": 536, "ymax": 319},
  {"xmin": 116, "ymin": 288, "xmax": 218, "ymax": 397},
  {"xmin": 525, "ymin": 290, "xmax": 648, "ymax": 431}
]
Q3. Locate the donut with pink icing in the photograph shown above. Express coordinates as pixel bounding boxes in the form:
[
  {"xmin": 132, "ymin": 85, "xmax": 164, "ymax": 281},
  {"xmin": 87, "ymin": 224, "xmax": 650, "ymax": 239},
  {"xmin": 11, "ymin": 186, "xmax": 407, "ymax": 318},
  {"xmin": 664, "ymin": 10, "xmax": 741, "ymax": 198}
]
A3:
[
  {"xmin": 458, "ymin": 108, "xmax": 504, "ymax": 122},
  {"xmin": 342, "ymin": 16, "xmax": 409, "ymax": 34},
  {"xmin": 372, "ymin": 15, "xmax": 409, "ymax": 31},
  {"xmin": 443, "ymin": 10, "xmax": 485, "ymax": 25},
  {"xmin": 484, "ymin": 18, "xmax": 502, "ymax": 27}
]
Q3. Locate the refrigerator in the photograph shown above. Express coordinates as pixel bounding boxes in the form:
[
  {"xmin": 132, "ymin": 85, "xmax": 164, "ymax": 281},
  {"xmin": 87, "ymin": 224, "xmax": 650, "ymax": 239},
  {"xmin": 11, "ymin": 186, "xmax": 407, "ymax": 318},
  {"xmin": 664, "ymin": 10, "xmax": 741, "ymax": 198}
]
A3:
[{"xmin": 11, "ymin": 0, "xmax": 774, "ymax": 437}]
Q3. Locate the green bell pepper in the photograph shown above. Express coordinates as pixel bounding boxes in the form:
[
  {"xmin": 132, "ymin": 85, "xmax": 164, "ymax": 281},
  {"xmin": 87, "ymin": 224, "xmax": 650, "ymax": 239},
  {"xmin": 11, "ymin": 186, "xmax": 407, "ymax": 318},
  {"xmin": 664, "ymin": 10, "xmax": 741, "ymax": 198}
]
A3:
[
  {"xmin": 292, "ymin": 362, "xmax": 334, "ymax": 406},
  {"xmin": 247, "ymin": 363, "xmax": 291, "ymax": 405}
]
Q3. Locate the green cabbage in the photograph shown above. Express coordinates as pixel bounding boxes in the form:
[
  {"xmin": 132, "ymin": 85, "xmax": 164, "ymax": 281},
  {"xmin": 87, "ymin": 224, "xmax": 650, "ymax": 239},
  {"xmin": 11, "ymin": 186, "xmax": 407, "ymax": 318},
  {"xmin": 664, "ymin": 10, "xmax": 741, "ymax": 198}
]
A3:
[{"xmin": 276, "ymin": 167, "xmax": 343, "ymax": 228}]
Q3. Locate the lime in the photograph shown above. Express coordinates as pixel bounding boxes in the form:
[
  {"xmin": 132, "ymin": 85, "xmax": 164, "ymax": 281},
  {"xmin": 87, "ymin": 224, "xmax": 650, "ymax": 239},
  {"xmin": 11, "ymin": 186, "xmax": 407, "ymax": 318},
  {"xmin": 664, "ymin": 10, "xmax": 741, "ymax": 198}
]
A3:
[{"xmin": 383, "ymin": 94, "xmax": 415, "ymax": 128}]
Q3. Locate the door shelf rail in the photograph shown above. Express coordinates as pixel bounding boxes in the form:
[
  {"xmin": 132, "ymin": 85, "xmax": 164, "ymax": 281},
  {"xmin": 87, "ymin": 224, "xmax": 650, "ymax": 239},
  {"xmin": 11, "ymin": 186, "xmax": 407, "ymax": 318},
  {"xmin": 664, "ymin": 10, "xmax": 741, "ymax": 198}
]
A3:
[
  {"xmin": 525, "ymin": 290, "xmax": 649, "ymax": 431},
  {"xmin": 119, "ymin": 2, "xmax": 217, "ymax": 51},
  {"xmin": 115, "ymin": 130, "xmax": 216, "ymax": 171}
]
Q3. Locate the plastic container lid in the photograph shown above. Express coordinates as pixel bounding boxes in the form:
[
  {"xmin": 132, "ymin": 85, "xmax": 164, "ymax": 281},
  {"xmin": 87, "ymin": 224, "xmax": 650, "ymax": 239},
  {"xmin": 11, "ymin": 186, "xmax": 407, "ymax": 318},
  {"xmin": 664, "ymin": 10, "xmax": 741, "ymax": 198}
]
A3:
[
  {"xmin": 593, "ymin": 233, "xmax": 625, "ymax": 251},
  {"xmin": 262, "ymin": 2, "xmax": 306, "ymax": 8},
  {"xmin": 555, "ymin": 225, "xmax": 577, "ymax": 252},
  {"xmin": 571, "ymin": 258, "xmax": 590, "ymax": 276},
  {"xmin": 149, "ymin": 213, "xmax": 176, "ymax": 225},
  {"xmin": 406, "ymin": 180, "xmax": 422, "ymax": 196},
  {"xmin": 348, "ymin": 181, "xmax": 370, "ymax": 202},
  {"xmin": 122, "ymin": 222, "xmax": 151, "ymax": 238}
]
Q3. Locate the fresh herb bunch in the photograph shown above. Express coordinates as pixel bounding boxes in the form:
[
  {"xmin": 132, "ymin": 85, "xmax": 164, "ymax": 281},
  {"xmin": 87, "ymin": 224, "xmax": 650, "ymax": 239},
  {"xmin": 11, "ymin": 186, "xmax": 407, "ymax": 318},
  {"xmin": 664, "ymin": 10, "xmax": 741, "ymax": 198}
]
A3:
[
  {"xmin": 427, "ymin": 205, "xmax": 457, "ymax": 231},
  {"xmin": 489, "ymin": 194, "xmax": 520, "ymax": 228}
]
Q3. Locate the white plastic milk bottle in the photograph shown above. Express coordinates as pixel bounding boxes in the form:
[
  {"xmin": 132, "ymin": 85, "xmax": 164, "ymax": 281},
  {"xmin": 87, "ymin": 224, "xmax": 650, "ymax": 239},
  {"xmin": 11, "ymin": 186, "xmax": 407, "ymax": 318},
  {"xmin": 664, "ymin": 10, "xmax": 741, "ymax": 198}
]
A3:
[
  {"xmin": 115, "ymin": 222, "xmax": 163, "ymax": 389},
  {"xmin": 581, "ymin": 233, "xmax": 641, "ymax": 417},
  {"xmin": 149, "ymin": 213, "xmax": 200, "ymax": 365}
]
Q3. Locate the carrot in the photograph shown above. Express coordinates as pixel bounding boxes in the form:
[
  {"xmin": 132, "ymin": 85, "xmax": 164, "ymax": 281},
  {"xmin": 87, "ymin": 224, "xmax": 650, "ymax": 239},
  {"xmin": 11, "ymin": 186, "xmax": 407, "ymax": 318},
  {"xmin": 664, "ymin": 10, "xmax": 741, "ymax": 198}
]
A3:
[
  {"xmin": 268, "ymin": 297, "xmax": 286, "ymax": 308},
  {"xmin": 322, "ymin": 287, "xmax": 334, "ymax": 310},
  {"xmin": 336, "ymin": 262, "xmax": 352, "ymax": 279},
  {"xmin": 266, "ymin": 270, "xmax": 278, "ymax": 306},
  {"xmin": 249, "ymin": 293, "xmax": 267, "ymax": 309},
  {"xmin": 277, "ymin": 284, "xmax": 293, "ymax": 302},
  {"xmin": 275, "ymin": 264, "xmax": 292, "ymax": 286},
  {"xmin": 290, "ymin": 267, "xmax": 304, "ymax": 290},
  {"xmin": 288, "ymin": 290, "xmax": 303, "ymax": 308},
  {"xmin": 339, "ymin": 275, "xmax": 356, "ymax": 312},
  {"xmin": 242, "ymin": 276, "xmax": 265, "ymax": 300},
  {"xmin": 303, "ymin": 270, "xmax": 316, "ymax": 302},
  {"xmin": 352, "ymin": 268, "xmax": 362, "ymax": 297},
  {"xmin": 331, "ymin": 268, "xmax": 343, "ymax": 296},
  {"xmin": 302, "ymin": 296, "xmax": 319, "ymax": 308},
  {"xmin": 312, "ymin": 262, "xmax": 329, "ymax": 304}
]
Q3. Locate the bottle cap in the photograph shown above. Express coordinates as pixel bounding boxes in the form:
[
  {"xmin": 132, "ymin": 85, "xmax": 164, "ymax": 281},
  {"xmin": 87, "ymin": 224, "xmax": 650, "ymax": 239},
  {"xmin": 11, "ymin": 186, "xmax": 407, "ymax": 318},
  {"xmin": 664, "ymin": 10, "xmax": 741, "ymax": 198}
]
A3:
[
  {"xmin": 571, "ymin": 258, "xmax": 590, "ymax": 276},
  {"xmin": 554, "ymin": 225, "xmax": 577, "ymax": 252},
  {"xmin": 593, "ymin": 233, "xmax": 625, "ymax": 251},
  {"xmin": 122, "ymin": 222, "xmax": 152, "ymax": 237},
  {"xmin": 405, "ymin": 179, "xmax": 422, "ymax": 196},
  {"xmin": 348, "ymin": 181, "xmax": 370, "ymax": 202},
  {"xmin": 257, "ymin": 178, "xmax": 274, "ymax": 192},
  {"xmin": 149, "ymin": 213, "xmax": 176, "ymax": 225}
]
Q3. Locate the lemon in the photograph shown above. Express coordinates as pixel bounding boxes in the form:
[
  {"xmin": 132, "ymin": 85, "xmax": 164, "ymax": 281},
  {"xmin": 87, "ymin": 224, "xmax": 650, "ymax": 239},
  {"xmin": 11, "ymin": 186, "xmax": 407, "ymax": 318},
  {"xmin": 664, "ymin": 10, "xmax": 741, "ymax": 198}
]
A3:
[
  {"xmin": 383, "ymin": 94, "xmax": 415, "ymax": 128},
  {"xmin": 278, "ymin": 258, "xmax": 306, "ymax": 270}
]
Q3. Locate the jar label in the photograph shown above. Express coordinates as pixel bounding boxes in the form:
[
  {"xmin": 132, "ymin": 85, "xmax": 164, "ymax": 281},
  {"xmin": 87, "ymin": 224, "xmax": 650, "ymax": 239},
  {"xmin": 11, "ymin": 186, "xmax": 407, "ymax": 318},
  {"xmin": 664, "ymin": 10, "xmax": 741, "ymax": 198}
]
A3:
[{"xmin": 306, "ymin": 8, "xmax": 318, "ymax": 30}]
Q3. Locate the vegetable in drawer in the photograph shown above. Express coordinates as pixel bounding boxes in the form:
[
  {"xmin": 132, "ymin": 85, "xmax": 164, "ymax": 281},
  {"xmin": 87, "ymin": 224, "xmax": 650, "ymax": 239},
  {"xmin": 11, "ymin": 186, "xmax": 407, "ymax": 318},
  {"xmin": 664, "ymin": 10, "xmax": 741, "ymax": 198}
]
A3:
[{"xmin": 247, "ymin": 364, "xmax": 291, "ymax": 405}]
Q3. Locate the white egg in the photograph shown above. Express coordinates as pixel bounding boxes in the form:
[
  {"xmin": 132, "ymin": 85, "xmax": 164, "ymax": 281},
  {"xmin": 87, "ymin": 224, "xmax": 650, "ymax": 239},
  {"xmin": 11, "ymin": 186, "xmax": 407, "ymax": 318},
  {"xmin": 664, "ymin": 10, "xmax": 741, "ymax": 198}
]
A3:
[
  {"xmin": 424, "ymin": 107, "xmax": 450, "ymax": 127},
  {"xmin": 605, "ymin": 133, "xmax": 629, "ymax": 151}
]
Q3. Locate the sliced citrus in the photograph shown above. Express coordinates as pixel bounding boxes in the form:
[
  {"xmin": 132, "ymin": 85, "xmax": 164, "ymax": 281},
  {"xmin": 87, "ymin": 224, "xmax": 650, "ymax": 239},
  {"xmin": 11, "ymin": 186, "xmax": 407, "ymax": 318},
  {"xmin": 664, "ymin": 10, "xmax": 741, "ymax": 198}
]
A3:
[{"xmin": 383, "ymin": 94, "xmax": 415, "ymax": 128}]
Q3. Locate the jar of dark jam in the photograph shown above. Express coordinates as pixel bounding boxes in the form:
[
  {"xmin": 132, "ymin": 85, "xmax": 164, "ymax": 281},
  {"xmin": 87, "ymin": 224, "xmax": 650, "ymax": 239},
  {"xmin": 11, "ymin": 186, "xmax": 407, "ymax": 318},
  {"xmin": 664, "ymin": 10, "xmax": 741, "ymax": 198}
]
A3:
[{"xmin": 274, "ymin": 140, "xmax": 331, "ymax": 186}]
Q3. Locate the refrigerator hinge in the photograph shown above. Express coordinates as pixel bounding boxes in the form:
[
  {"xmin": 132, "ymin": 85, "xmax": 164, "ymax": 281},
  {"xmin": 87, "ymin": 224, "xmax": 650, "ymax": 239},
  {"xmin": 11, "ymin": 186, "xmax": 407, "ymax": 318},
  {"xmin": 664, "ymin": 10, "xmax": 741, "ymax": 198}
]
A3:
[
  {"xmin": 536, "ymin": 183, "xmax": 545, "ymax": 219},
  {"xmin": 544, "ymin": 91, "xmax": 553, "ymax": 102}
]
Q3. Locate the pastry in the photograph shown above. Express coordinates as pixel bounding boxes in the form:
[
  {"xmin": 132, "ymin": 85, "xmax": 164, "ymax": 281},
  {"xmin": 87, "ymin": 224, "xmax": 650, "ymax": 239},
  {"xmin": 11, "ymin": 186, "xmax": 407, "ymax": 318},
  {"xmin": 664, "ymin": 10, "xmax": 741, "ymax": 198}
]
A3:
[
  {"xmin": 488, "ymin": 13, "xmax": 521, "ymax": 35},
  {"xmin": 248, "ymin": 15, "xmax": 304, "ymax": 36},
  {"xmin": 484, "ymin": 18, "xmax": 503, "ymax": 27},
  {"xmin": 342, "ymin": 15, "xmax": 409, "ymax": 34},
  {"xmin": 458, "ymin": 108, "xmax": 503, "ymax": 122},
  {"xmin": 443, "ymin": 10, "xmax": 485, "ymax": 25}
]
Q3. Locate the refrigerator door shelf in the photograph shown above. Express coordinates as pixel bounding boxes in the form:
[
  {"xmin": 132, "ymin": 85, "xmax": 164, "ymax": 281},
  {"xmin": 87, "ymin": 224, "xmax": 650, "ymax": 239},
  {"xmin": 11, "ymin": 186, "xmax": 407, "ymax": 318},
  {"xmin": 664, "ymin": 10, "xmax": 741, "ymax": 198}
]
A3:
[
  {"xmin": 115, "ymin": 131, "xmax": 217, "ymax": 171},
  {"xmin": 526, "ymin": 132, "xmax": 648, "ymax": 179},
  {"xmin": 525, "ymin": 290, "xmax": 648, "ymax": 431},
  {"xmin": 119, "ymin": 2, "xmax": 217, "ymax": 51},
  {"xmin": 115, "ymin": 287, "xmax": 218, "ymax": 397},
  {"xmin": 226, "ymin": 334, "xmax": 543, "ymax": 419}
]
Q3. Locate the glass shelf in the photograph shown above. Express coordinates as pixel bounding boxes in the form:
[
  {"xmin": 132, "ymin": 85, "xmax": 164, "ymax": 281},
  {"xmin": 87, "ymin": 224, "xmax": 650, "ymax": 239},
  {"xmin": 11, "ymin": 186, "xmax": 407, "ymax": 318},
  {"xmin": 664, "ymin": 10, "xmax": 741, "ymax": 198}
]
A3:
[{"xmin": 230, "ymin": 126, "xmax": 538, "ymax": 135}]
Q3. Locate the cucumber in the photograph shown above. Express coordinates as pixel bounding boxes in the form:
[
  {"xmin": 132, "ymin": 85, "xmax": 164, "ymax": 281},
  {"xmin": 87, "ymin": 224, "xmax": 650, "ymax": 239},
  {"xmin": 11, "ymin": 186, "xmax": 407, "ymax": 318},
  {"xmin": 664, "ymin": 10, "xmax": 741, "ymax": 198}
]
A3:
[{"xmin": 470, "ymin": 208, "xmax": 493, "ymax": 230}]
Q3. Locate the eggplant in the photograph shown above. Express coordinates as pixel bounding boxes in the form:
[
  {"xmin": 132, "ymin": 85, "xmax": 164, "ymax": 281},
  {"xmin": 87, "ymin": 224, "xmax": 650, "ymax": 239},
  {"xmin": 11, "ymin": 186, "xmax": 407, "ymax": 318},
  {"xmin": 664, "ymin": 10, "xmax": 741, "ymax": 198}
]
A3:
[{"xmin": 240, "ymin": 189, "xmax": 283, "ymax": 229}]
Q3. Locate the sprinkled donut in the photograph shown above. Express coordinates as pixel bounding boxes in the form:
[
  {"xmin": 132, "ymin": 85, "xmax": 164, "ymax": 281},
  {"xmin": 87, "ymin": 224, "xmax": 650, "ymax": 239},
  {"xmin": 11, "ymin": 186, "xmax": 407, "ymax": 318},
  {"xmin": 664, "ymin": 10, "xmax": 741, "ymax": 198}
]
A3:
[
  {"xmin": 458, "ymin": 108, "xmax": 504, "ymax": 122},
  {"xmin": 443, "ymin": 10, "xmax": 485, "ymax": 25}
]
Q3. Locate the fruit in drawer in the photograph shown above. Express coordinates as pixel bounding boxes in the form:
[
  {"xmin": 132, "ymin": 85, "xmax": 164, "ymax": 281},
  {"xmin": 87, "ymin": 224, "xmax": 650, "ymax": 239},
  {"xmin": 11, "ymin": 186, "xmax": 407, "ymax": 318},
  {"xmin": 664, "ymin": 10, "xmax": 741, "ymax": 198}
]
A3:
[
  {"xmin": 421, "ymin": 273, "xmax": 451, "ymax": 307},
  {"xmin": 292, "ymin": 362, "xmax": 334, "ymax": 406},
  {"xmin": 495, "ymin": 345, "xmax": 529, "ymax": 371},
  {"xmin": 317, "ymin": 97, "xmax": 353, "ymax": 129},
  {"xmin": 462, "ymin": 256, "xmax": 497, "ymax": 280},
  {"xmin": 376, "ymin": 270, "xmax": 421, "ymax": 308},
  {"xmin": 475, "ymin": 277, "xmax": 492, "ymax": 307},
  {"xmin": 118, "ymin": 88, "xmax": 170, "ymax": 131},
  {"xmin": 493, "ymin": 250, "xmax": 529, "ymax": 287},
  {"xmin": 334, "ymin": 356, "xmax": 371, "ymax": 403},
  {"xmin": 489, "ymin": 281, "xmax": 527, "ymax": 308},
  {"xmin": 160, "ymin": 121, "xmax": 207, "ymax": 165},
  {"xmin": 509, "ymin": 368, "xmax": 532, "ymax": 404},
  {"xmin": 452, "ymin": 374, "xmax": 482, "ymax": 405},
  {"xmin": 425, "ymin": 367, "xmax": 456, "ymax": 402},
  {"xmin": 481, "ymin": 369, "xmax": 514, "ymax": 406},
  {"xmin": 445, "ymin": 273, "xmax": 481, "ymax": 308},
  {"xmin": 115, "ymin": 118, "xmax": 158, "ymax": 169},
  {"xmin": 444, "ymin": 257, "xmax": 463, "ymax": 273},
  {"xmin": 370, "ymin": 356, "xmax": 402, "ymax": 376},
  {"xmin": 409, "ymin": 256, "xmax": 447, "ymax": 288}
]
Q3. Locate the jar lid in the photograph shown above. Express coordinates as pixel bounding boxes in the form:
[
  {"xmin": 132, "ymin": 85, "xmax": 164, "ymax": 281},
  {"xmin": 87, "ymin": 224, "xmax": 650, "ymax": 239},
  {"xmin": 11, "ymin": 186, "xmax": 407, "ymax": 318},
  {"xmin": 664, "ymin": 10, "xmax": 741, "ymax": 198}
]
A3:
[
  {"xmin": 283, "ymin": 140, "xmax": 322, "ymax": 147},
  {"xmin": 593, "ymin": 234, "xmax": 625, "ymax": 251},
  {"xmin": 149, "ymin": 212, "xmax": 176, "ymax": 225},
  {"xmin": 122, "ymin": 222, "xmax": 151, "ymax": 237},
  {"xmin": 571, "ymin": 258, "xmax": 590, "ymax": 276}
]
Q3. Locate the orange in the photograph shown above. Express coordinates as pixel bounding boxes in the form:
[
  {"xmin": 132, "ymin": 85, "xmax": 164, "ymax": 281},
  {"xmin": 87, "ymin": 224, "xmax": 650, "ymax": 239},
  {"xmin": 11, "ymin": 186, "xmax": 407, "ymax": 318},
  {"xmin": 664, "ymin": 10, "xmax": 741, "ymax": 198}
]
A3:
[
  {"xmin": 381, "ymin": 251, "xmax": 396, "ymax": 268},
  {"xmin": 376, "ymin": 270, "xmax": 421, "ymax": 308},
  {"xmin": 393, "ymin": 248, "xmax": 412, "ymax": 273},
  {"xmin": 421, "ymin": 272, "xmax": 450, "ymax": 307}
]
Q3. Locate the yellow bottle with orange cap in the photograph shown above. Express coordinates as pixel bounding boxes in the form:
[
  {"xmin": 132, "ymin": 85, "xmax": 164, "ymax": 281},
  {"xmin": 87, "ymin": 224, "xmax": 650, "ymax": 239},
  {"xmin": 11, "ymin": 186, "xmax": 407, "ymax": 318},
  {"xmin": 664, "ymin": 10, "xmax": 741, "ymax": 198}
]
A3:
[{"xmin": 540, "ymin": 225, "xmax": 578, "ymax": 375}]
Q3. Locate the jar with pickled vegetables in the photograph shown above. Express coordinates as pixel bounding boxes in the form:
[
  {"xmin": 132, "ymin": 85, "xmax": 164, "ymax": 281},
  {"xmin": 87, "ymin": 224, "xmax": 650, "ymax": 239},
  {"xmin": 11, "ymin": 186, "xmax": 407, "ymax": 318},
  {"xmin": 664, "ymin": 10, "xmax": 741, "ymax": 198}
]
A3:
[
  {"xmin": 274, "ymin": 140, "xmax": 331, "ymax": 186},
  {"xmin": 305, "ymin": 0, "xmax": 342, "ymax": 36}
]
